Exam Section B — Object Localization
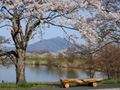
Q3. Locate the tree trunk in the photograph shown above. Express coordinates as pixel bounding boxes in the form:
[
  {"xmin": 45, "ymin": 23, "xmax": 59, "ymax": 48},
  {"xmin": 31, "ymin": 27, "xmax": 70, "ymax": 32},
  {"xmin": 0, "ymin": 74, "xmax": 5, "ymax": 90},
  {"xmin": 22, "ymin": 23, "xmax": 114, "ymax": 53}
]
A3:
[{"xmin": 15, "ymin": 49, "xmax": 26, "ymax": 84}]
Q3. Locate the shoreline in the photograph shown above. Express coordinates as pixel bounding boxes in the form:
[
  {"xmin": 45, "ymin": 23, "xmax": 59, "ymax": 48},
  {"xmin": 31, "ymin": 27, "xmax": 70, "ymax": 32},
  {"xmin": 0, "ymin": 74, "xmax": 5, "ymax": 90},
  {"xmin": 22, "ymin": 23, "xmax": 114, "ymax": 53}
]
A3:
[{"xmin": 0, "ymin": 63, "xmax": 91, "ymax": 70}]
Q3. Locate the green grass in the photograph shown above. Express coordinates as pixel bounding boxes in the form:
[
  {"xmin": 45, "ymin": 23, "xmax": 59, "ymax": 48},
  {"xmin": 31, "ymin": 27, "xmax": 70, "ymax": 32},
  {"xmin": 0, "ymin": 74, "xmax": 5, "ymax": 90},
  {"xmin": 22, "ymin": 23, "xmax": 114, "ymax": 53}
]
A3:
[
  {"xmin": 25, "ymin": 58, "xmax": 48, "ymax": 64},
  {"xmin": 0, "ymin": 58, "xmax": 86, "ymax": 65},
  {"xmin": 26, "ymin": 58, "xmax": 47, "ymax": 61},
  {"xmin": 0, "ymin": 79, "xmax": 120, "ymax": 89},
  {"xmin": 0, "ymin": 82, "xmax": 59, "ymax": 89},
  {"xmin": 98, "ymin": 79, "xmax": 120, "ymax": 85},
  {"xmin": 77, "ymin": 58, "xmax": 86, "ymax": 62}
]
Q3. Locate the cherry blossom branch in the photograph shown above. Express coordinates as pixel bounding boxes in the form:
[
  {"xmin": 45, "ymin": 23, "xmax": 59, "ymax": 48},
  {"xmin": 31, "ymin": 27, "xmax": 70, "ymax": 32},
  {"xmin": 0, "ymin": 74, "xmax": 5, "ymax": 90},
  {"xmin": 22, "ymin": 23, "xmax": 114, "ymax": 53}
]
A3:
[
  {"xmin": 2, "ymin": 6, "xmax": 14, "ymax": 17},
  {"xmin": 47, "ymin": 21, "xmax": 78, "ymax": 30}
]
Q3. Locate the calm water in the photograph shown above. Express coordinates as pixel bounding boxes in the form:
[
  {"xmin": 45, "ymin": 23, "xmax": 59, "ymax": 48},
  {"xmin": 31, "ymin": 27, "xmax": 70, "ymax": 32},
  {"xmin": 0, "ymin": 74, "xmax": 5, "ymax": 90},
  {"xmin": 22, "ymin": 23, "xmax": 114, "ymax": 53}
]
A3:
[{"xmin": 0, "ymin": 64, "xmax": 107, "ymax": 83}]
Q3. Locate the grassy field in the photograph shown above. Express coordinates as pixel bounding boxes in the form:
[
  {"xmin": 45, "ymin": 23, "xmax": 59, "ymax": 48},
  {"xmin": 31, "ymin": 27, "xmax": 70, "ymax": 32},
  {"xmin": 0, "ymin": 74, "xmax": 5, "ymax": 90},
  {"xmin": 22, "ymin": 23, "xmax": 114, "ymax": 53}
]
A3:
[
  {"xmin": 25, "ymin": 58, "xmax": 86, "ymax": 66},
  {"xmin": 0, "ymin": 79, "xmax": 120, "ymax": 89},
  {"xmin": 0, "ymin": 57, "xmax": 86, "ymax": 65},
  {"xmin": 0, "ymin": 58, "xmax": 48, "ymax": 64},
  {"xmin": 25, "ymin": 58, "xmax": 48, "ymax": 65}
]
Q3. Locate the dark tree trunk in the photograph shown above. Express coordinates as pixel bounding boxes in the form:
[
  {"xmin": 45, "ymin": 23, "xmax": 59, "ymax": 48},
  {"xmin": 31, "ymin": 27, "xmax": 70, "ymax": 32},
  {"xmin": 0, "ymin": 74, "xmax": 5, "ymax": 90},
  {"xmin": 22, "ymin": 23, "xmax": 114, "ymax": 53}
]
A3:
[{"xmin": 15, "ymin": 49, "xmax": 26, "ymax": 84}]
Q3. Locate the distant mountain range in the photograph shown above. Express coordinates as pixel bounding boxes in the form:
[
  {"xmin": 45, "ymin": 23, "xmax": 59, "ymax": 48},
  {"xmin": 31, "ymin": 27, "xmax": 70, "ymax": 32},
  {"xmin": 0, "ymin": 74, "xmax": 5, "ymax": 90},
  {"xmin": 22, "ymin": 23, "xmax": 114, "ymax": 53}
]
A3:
[{"xmin": 7, "ymin": 37, "xmax": 76, "ymax": 52}]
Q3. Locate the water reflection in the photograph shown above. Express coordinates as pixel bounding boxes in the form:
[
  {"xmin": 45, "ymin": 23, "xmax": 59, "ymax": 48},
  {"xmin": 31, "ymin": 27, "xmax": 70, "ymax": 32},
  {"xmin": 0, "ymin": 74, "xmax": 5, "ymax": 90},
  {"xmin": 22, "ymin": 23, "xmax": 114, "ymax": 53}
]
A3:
[
  {"xmin": 66, "ymin": 69, "xmax": 78, "ymax": 78},
  {"xmin": 0, "ymin": 64, "xmax": 107, "ymax": 83},
  {"xmin": 84, "ymin": 69, "xmax": 95, "ymax": 78}
]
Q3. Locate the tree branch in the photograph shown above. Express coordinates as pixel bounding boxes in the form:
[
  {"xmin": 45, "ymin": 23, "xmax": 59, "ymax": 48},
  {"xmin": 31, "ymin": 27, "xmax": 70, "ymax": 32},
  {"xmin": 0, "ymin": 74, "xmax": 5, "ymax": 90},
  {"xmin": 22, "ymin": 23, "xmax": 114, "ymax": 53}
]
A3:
[
  {"xmin": 25, "ymin": 20, "xmax": 41, "ymax": 47},
  {"xmin": 1, "ymin": 6, "xmax": 14, "ymax": 17},
  {"xmin": 47, "ymin": 21, "xmax": 78, "ymax": 30},
  {"xmin": 0, "ymin": 50, "xmax": 17, "ymax": 65},
  {"xmin": 11, "ymin": 17, "xmax": 21, "ymax": 48},
  {"xmin": 0, "ymin": 14, "xmax": 12, "ymax": 20},
  {"xmin": 25, "ymin": 16, "xmax": 32, "ymax": 34},
  {"xmin": 0, "ymin": 25, "xmax": 12, "ymax": 28}
]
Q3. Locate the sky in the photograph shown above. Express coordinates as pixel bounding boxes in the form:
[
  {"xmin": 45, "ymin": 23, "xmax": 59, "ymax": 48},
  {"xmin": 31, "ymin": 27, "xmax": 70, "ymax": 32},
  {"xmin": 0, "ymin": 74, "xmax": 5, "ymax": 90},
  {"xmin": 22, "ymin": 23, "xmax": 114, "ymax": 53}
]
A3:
[
  {"xmin": 0, "ymin": 5, "xmax": 88, "ymax": 48},
  {"xmin": 0, "ymin": 24, "xmax": 85, "ymax": 47}
]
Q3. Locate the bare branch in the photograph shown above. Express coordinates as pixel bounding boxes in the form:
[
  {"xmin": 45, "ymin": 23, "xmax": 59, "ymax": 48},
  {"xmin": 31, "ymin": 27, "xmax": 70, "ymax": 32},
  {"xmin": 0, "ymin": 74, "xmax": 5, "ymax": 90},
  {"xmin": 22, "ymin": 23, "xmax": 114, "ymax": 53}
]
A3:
[
  {"xmin": 0, "ymin": 24, "xmax": 12, "ymax": 28},
  {"xmin": 0, "ymin": 50, "xmax": 17, "ymax": 65},
  {"xmin": 25, "ymin": 20, "xmax": 41, "ymax": 44},
  {"xmin": 25, "ymin": 16, "xmax": 32, "ymax": 34},
  {"xmin": 1, "ymin": 6, "xmax": 14, "ymax": 17},
  {"xmin": 0, "ymin": 15, "xmax": 12, "ymax": 20}
]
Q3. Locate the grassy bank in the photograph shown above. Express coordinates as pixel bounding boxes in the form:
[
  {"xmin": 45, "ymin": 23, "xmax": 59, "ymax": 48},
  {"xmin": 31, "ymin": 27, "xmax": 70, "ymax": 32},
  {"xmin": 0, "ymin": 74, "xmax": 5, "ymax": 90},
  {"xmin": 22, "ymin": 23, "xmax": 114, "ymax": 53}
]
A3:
[
  {"xmin": 0, "ymin": 57, "xmax": 86, "ymax": 66},
  {"xmin": 0, "ymin": 79, "xmax": 120, "ymax": 89},
  {"xmin": 25, "ymin": 58, "xmax": 86, "ymax": 67},
  {"xmin": 0, "ymin": 82, "xmax": 59, "ymax": 89},
  {"xmin": 0, "ymin": 58, "xmax": 48, "ymax": 65},
  {"xmin": 25, "ymin": 58, "xmax": 48, "ymax": 65}
]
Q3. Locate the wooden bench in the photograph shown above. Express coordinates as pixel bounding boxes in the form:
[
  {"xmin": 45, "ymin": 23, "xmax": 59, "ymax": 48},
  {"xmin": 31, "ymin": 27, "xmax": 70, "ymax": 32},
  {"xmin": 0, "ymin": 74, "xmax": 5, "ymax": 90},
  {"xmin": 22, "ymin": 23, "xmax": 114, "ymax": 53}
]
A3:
[{"xmin": 60, "ymin": 78, "xmax": 103, "ymax": 88}]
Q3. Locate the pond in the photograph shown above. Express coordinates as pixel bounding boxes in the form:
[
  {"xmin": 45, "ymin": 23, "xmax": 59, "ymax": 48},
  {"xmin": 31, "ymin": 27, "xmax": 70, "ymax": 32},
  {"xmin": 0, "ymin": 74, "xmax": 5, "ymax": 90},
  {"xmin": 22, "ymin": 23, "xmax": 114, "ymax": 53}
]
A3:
[{"xmin": 0, "ymin": 64, "xmax": 107, "ymax": 83}]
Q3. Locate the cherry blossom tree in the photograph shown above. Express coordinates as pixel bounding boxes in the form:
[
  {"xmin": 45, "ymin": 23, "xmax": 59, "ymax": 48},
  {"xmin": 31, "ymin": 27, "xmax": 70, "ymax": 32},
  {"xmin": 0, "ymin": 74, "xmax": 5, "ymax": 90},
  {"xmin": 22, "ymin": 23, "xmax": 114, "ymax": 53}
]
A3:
[
  {"xmin": 64, "ymin": 0, "xmax": 120, "ymax": 57},
  {"xmin": 63, "ymin": 0, "xmax": 120, "ymax": 79},
  {"xmin": 0, "ymin": 0, "xmax": 95, "ymax": 83},
  {"xmin": 0, "ymin": 0, "xmax": 119, "ymax": 84},
  {"xmin": 73, "ymin": 0, "xmax": 120, "ymax": 43}
]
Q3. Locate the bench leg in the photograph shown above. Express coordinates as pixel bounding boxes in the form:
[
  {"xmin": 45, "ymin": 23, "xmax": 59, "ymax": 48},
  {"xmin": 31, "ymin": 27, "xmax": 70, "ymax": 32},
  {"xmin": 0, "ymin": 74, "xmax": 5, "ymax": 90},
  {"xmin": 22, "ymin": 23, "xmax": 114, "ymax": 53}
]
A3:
[
  {"xmin": 88, "ymin": 82, "xmax": 97, "ymax": 87},
  {"xmin": 92, "ymin": 82, "xmax": 97, "ymax": 87},
  {"xmin": 64, "ymin": 83, "xmax": 69, "ymax": 88}
]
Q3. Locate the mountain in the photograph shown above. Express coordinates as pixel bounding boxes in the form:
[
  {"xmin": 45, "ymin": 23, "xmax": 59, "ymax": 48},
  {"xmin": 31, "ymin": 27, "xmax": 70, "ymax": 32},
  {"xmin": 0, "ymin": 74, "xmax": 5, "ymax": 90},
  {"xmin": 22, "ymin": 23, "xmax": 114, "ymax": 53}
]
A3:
[
  {"xmin": 27, "ymin": 37, "xmax": 75, "ymax": 52},
  {"xmin": 7, "ymin": 37, "xmax": 76, "ymax": 53}
]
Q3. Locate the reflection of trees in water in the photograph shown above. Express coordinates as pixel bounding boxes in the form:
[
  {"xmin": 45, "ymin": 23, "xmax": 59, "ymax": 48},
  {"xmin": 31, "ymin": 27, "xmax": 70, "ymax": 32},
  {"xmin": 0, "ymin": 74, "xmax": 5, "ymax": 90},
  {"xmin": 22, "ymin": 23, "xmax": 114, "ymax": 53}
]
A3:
[
  {"xmin": 46, "ymin": 66, "xmax": 66, "ymax": 77},
  {"xmin": 28, "ymin": 65, "xmax": 96, "ymax": 79},
  {"xmin": 46, "ymin": 66, "xmax": 55, "ymax": 74},
  {"xmin": 28, "ymin": 65, "xmax": 42, "ymax": 76},
  {"xmin": 29, "ymin": 65, "xmax": 41, "ymax": 70},
  {"xmin": 46, "ymin": 66, "xmax": 79, "ymax": 78},
  {"xmin": 84, "ymin": 69, "xmax": 95, "ymax": 78},
  {"xmin": 28, "ymin": 65, "xmax": 108, "ymax": 79},
  {"xmin": 67, "ymin": 69, "xmax": 79, "ymax": 78},
  {"xmin": 28, "ymin": 65, "xmax": 66, "ymax": 77},
  {"xmin": 106, "ymin": 72, "xmax": 120, "ymax": 79}
]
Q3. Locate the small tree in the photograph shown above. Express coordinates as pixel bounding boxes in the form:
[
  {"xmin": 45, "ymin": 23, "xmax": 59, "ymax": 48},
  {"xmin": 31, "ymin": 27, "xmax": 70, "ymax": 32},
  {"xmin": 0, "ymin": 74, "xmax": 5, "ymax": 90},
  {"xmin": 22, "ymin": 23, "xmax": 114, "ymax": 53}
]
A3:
[
  {"xmin": 76, "ymin": 43, "xmax": 97, "ymax": 78},
  {"xmin": 57, "ymin": 52, "xmax": 65, "ymax": 62},
  {"xmin": 47, "ymin": 53, "xmax": 56, "ymax": 65},
  {"xmin": 64, "ymin": 48, "xmax": 77, "ymax": 63},
  {"xmin": 96, "ymin": 44, "xmax": 120, "ymax": 79}
]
